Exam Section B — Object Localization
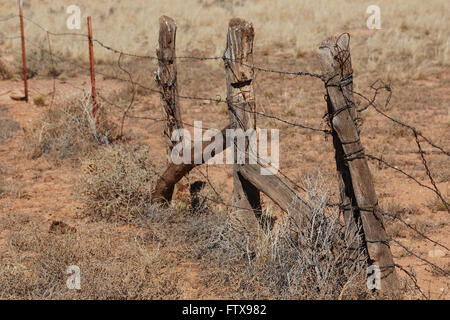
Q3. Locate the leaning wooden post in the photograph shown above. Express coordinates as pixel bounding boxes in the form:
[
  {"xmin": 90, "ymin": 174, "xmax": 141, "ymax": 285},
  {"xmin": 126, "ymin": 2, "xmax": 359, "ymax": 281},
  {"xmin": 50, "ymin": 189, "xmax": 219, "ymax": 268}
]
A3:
[
  {"xmin": 324, "ymin": 35, "xmax": 362, "ymax": 264},
  {"xmin": 18, "ymin": 0, "xmax": 28, "ymax": 102},
  {"xmin": 152, "ymin": 125, "xmax": 230, "ymax": 204},
  {"xmin": 318, "ymin": 34, "xmax": 399, "ymax": 294},
  {"xmin": 156, "ymin": 16, "xmax": 183, "ymax": 160},
  {"xmin": 224, "ymin": 18, "xmax": 262, "ymax": 236}
]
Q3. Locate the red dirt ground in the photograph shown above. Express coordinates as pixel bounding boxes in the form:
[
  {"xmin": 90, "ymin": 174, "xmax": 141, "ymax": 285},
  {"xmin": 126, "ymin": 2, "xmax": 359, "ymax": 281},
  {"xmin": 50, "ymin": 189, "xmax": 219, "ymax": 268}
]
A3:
[{"xmin": 0, "ymin": 53, "xmax": 448, "ymax": 298}]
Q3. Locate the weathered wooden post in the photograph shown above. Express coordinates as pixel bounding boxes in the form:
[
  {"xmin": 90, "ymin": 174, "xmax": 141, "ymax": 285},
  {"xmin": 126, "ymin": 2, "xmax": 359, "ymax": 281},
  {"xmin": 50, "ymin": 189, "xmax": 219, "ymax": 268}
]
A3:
[
  {"xmin": 321, "ymin": 34, "xmax": 362, "ymax": 263},
  {"xmin": 318, "ymin": 34, "xmax": 399, "ymax": 294},
  {"xmin": 224, "ymin": 18, "xmax": 262, "ymax": 236},
  {"xmin": 156, "ymin": 16, "xmax": 183, "ymax": 159},
  {"xmin": 152, "ymin": 125, "xmax": 230, "ymax": 204}
]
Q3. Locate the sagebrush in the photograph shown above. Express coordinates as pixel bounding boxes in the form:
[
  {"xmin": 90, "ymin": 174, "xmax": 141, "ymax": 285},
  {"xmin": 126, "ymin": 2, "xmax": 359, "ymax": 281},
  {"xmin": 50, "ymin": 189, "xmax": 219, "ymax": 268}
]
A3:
[
  {"xmin": 24, "ymin": 93, "xmax": 117, "ymax": 160},
  {"xmin": 77, "ymin": 145, "xmax": 155, "ymax": 222}
]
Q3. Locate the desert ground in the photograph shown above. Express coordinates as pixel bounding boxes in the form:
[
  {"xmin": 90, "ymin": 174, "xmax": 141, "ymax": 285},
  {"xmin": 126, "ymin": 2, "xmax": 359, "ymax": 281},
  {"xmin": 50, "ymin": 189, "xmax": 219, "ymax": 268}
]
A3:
[{"xmin": 0, "ymin": 0, "xmax": 448, "ymax": 299}]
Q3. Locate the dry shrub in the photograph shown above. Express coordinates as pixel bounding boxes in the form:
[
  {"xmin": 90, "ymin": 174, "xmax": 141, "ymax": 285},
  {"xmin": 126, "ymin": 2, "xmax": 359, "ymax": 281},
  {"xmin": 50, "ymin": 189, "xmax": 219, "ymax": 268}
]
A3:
[
  {"xmin": 0, "ymin": 211, "xmax": 181, "ymax": 299},
  {"xmin": 0, "ymin": 57, "xmax": 15, "ymax": 80},
  {"xmin": 190, "ymin": 172, "xmax": 368, "ymax": 299},
  {"xmin": 77, "ymin": 145, "xmax": 155, "ymax": 222},
  {"xmin": 25, "ymin": 46, "xmax": 62, "ymax": 78},
  {"xmin": 32, "ymin": 96, "xmax": 47, "ymax": 107},
  {"xmin": 24, "ymin": 93, "xmax": 118, "ymax": 160}
]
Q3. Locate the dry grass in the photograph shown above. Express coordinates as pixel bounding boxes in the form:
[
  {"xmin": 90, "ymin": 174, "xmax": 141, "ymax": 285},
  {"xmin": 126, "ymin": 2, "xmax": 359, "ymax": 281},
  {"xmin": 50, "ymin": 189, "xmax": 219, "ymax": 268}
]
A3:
[
  {"xmin": 0, "ymin": 0, "xmax": 446, "ymax": 300},
  {"xmin": 0, "ymin": 211, "xmax": 181, "ymax": 299},
  {"xmin": 188, "ymin": 173, "xmax": 371, "ymax": 299},
  {"xmin": 24, "ymin": 93, "xmax": 118, "ymax": 160},
  {"xmin": 0, "ymin": 0, "xmax": 448, "ymax": 80},
  {"xmin": 0, "ymin": 57, "xmax": 16, "ymax": 80},
  {"xmin": 0, "ymin": 175, "xmax": 24, "ymax": 200},
  {"xmin": 0, "ymin": 118, "xmax": 19, "ymax": 145},
  {"xmin": 427, "ymin": 196, "xmax": 450, "ymax": 213},
  {"xmin": 0, "ymin": 170, "xmax": 422, "ymax": 299},
  {"xmin": 76, "ymin": 145, "xmax": 156, "ymax": 222},
  {"xmin": 32, "ymin": 95, "xmax": 47, "ymax": 107}
]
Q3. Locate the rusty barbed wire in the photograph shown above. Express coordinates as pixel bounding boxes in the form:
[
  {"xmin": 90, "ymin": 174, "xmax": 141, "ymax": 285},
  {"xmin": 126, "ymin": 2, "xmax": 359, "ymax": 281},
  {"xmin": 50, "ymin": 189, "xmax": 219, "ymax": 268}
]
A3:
[
  {"xmin": 380, "ymin": 210, "xmax": 449, "ymax": 252},
  {"xmin": 3, "ymin": 15, "xmax": 447, "ymax": 207},
  {"xmin": 1, "ymin": 14, "xmax": 449, "ymax": 298},
  {"xmin": 6, "ymin": 19, "xmax": 448, "ymax": 215}
]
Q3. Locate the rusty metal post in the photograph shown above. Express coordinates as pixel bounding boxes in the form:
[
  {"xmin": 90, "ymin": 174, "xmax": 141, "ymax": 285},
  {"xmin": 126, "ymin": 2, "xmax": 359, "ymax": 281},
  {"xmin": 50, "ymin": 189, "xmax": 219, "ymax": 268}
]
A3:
[
  {"xmin": 19, "ymin": 0, "xmax": 28, "ymax": 102},
  {"xmin": 87, "ymin": 16, "xmax": 98, "ymax": 124}
]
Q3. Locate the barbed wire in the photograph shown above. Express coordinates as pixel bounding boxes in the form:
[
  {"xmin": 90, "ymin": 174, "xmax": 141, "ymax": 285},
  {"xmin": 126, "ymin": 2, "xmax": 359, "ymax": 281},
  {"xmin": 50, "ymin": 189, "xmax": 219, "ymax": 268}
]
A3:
[
  {"xmin": 354, "ymin": 80, "xmax": 450, "ymax": 157},
  {"xmin": 366, "ymin": 154, "xmax": 449, "ymax": 210},
  {"xmin": 2, "ymin": 12, "xmax": 449, "ymax": 297},
  {"xmin": 350, "ymin": 81, "xmax": 449, "ymax": 212},
  {"xmin": 390, "ymin": 238, "xmax": 448, "ymax": 276},
  {"xmin": 4, "ymin": 14, "xmax": 447, "ymax": 202},
  {"xmin": 380, "ymin": 210, "xmax": 449, "ymax": 252},
  {"xmin": 16, "ymin": 35, "xmax": 334, "ymax": 135},
  {"xmin": 4, "ymin": 15, "xmax": 447, "ymax": 210}
]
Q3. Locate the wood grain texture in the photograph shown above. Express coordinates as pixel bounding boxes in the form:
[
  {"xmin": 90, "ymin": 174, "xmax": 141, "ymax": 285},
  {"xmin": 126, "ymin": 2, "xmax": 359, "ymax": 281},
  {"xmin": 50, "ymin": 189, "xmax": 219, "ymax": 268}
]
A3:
[
  {"xmin": 318, "ymin": 34, "xmax": 399, "ymax": 294},
  {"xmin": 151, "ymin": 126, "xmax": 230, "ymax": 204},
  {"xmin": 156, "ymin": 16, "xmax": 182, "ymax": 158},
  {"xmin": 224, "ymin": 18, "xmax": 261, "ymax": 236},
  {"xmin": 238, "ymin": 164, "xmax": 310, "ymax": 227}
]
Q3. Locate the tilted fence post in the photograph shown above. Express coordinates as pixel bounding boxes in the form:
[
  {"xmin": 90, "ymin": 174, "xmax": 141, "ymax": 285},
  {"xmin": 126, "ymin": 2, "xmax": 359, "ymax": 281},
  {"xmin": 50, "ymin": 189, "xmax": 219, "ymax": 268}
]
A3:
[
  {"xmin": 156, "ymin": 16, "xmax": 183, "ymax": 160},
  {"xmin": 224, "ymin": 18, "xmax": 262, "ymax": 236},
  {"xmin": 323, "ymin": 34, "xmax": 362, "ymax": 264},
  {"xmin": 152, "ymin": 125, "xmax": 230, "ymax": 204},
  {"xmin": 318, "ymin": 34, "xmax": 399, "ymax": 294}
]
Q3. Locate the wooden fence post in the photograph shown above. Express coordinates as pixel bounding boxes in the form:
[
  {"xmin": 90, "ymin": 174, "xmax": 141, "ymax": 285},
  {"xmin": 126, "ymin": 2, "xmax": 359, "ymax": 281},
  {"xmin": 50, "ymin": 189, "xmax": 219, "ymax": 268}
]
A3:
[
  {"xmin": 156, "ymin": 16, "xmax": 183, "ymax": 160},
  {"xmin": 152, "ymin": 125, "xmax": 230, "ymax": 204},
  {"xmin": 323, "ymin": 34, "xmax": 363, "ymax": 264},
  {"xmin": 238, "ymin": 164, "xmax": 310, "ymax": 226},
  {"xmin": 318, "ymin": 34, "xmax": 399, "ymax": 294},
  {"xmin": 224, "ymin": 18, "xmax": 262, "ymax": 236}
]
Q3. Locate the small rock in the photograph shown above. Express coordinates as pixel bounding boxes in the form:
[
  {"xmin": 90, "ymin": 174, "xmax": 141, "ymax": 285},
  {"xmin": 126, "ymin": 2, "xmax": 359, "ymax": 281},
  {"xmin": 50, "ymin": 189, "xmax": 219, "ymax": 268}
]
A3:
[{"xmin": 428, "ymin": 249, "xmax": 445, "ymax": 258}]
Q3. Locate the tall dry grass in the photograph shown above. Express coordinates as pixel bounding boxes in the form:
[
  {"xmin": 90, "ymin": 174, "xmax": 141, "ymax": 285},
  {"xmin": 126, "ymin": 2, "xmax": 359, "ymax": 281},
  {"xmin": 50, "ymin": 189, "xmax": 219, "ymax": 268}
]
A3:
[
  {"xmin": 23, "ymin": 93, "xmax": 118, "ymax": 160},
  {"xmin": 0, "ymin": 0, "xmax": 448, "ymax": 79}
]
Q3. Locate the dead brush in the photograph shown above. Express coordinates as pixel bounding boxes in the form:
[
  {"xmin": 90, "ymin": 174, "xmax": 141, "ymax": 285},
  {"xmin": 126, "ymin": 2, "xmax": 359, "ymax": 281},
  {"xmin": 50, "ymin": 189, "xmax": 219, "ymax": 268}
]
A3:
[
  {"xmin": 191, "ymin": 172, "xmax": 368, "ymax": 299},
  {"xmin": 24, "ymin": 92, "xmax": 118, "ymax": 160},
  {"xmin": 76, "ymin": 145, "xmax": 155, "ymax": 222},
  {"xmin": 0, "ymin": 118, "xmax": 20, "ymax": 145},
  {"xmin": 243, "ymin": 173, "xmax": 367, "ymax": 299},
  {"xmin": 0, "ymin": 211, "xmax": 181, "ymax": 299},
  {"xmin": 0, "ymin": 57, "xmax": 15, "ymax": 80}
]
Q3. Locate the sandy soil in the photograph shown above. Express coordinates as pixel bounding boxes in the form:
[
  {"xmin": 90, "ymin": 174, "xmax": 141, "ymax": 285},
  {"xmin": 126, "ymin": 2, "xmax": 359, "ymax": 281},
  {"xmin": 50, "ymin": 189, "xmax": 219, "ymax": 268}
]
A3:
[{"xmin": 0, "ymin": 52, "xmax": 448, "ymax": 299}]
